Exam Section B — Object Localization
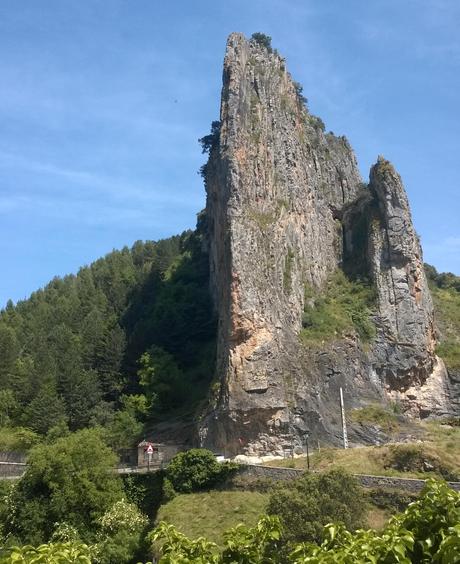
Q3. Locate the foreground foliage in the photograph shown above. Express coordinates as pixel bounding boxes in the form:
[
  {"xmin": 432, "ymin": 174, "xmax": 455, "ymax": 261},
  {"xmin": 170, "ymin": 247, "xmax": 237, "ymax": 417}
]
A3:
[
  {"xmin": 292, "ymin": 479, "xmax": 460, "ymax": 562},
  {"xmin": 151, "ymin": 480, "xmax": 460, "ymax": 563},
  {"xmin": 150, "ymin": 515, "xmax": 282, "ymax": 564},
  {"xmin": 2, "ymin": 479, "xmax": 459, "ymax": 562},
  {"xmin": 0, "ymin": 541, "xmax": 92, "ymax": 563},
  {"xmin": 2, "ymin": 429, "xmax": 123, "ymax": 545}
]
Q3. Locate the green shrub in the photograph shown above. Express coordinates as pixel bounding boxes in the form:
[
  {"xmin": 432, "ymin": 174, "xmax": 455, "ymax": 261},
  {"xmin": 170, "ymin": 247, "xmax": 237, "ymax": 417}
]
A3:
[
  {"xmin": 94, "ymin": 499, "xmax": 149, "ymax": 564},
  {"xmin": 121, "ymin": 471, "xmax": 165, "ymax": 517},
  {"xmin": 198, "ymin": 120, "xmax": 220, "ymax": 155},
  {"xmin": 267, "ymin": 469, "xmax": 366, "ymax": 546},
  {"xmin": 162, "ymin": 478, "xmax": 177, "ymax": 502},
  {"xmin": 250, "ymin": 32, "xmax": 273, "ymax": 52},
  {"xmin": 308, "ymin": 114, "xmax": 325, "ymax": 131},
  {"xmin": 4, "ymin": 429, "xmax": 123, "ymax": 544},
  {"xmin": 166, "ymin": 449, "xmax": 238, "ymax": 494},
  {"xmin": 0, "ymin": 426, "xmax": 40, "ymax": 451},
  {"xmin": 367, "ymin": 488, "xmax": 417, "ymax": 513},
  {"xmin": 292, "ymin": 480, "xmax": 460, "ymax": 562},
  {"xmin": 293, "ymin": 81, "xmax": 308, "ymax": 106}
]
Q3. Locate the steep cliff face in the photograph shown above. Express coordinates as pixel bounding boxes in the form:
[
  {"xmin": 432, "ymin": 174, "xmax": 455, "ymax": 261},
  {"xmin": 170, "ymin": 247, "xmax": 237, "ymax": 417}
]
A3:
[{"xmin": 200, "ymin": 33, "xmax": 453, "ymax": 456}]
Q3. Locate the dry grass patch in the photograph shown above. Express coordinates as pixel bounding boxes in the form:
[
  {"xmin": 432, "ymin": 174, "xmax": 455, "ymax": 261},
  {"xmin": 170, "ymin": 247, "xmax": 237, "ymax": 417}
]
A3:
[{"xmin": 266, "ymin": 434, "xmax": 460, "ymax": 481}]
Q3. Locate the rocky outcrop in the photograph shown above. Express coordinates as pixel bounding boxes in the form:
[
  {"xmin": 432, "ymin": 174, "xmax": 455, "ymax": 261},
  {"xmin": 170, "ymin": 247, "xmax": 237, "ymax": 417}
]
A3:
[
  {"xmin": 199, "ymin": 33, "xmax": 454, "ymax": 456},
  {"xmin": 368, "ymin": 158, "xmax": 436, "ymax": 388}
]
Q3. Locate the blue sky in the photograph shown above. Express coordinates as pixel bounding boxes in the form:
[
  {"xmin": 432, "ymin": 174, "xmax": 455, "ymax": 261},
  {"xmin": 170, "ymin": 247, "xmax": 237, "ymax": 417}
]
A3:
[{"xmin": 1, "ymin": 0, "xmax": 459, "ymax": 306}]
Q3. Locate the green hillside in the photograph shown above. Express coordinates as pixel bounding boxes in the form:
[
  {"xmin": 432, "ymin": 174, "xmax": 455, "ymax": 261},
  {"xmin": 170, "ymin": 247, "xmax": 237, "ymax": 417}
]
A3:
[
  {"xmin": 0, "ymin": 222, "xmax": 216, "ymax": 449},
  {"xmin": 425, "ymin": 264, "xmax": 460, "ymax": 370}
]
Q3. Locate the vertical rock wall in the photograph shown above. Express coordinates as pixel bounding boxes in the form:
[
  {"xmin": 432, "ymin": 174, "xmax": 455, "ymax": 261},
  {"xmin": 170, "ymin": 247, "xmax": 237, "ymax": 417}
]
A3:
[{"xmin": 200, "ymin": 33, "xmax": 451, "ymax": 455}]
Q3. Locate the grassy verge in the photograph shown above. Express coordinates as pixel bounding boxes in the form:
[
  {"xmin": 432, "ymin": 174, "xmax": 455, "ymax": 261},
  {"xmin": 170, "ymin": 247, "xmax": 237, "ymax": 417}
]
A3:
[{"xmin": 155, "ymin": 490, "xmax": 269, "ymax": 546}]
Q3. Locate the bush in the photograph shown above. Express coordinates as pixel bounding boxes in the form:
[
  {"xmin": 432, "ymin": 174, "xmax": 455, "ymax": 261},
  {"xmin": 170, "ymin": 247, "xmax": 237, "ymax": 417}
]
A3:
[
  {"xmin": 384, "ymin": 444, "xmax": 459, "ymax": 481},
  {"xmin": 122, "ymin": 471, "xmax": 165, "ymax": 518},
  {"xmin": 94, "ymin": 499, "xmax": 148, "ymax": 564},
  {"xmin": 267, "ymin": 469, "xmax": 366, "ymax": 546},
  {"xmin": 198, "ymin": 120, "xmax": 221, "ymax": 154},
  {"xmin": 308, "ymin": 114, "xmax": 325, "ymax": 131},
  {"xmin": 4, "ymin": 429, "xmax": 123, "ymax": 544},
  {"xmin": 0, "ymin": 426, "xmax": 40, "ymax": 451},
  {"xmin": 165, "ymin": 449, "xmax": 238, "ymax": 494},
  {"xmin": 292, "ymin": 479, "xmax": 460, "ymax": 562},
  {"xmin": 367, "ymin": 488, "xmax": 417, "ymax": 513}
]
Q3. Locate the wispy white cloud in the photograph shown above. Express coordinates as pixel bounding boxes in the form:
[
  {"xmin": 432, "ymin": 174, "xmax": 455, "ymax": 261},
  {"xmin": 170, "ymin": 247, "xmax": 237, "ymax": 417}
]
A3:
[{"xmin": 0, "ymin": 149, "xmax": 202, "ymax": 207}]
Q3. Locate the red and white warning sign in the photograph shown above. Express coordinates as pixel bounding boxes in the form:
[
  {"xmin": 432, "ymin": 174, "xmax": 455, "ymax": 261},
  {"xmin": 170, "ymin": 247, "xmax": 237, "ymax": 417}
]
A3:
[{"xmin": 146, "ymin": 444, "xmax": 154, "ymax": 454}]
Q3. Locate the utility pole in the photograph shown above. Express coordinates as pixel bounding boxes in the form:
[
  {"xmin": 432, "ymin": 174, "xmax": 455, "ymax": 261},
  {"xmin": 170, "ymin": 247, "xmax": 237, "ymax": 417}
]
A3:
[
  {"xmin": 339, "ymin": 387, "xmax": 349, "ymax": 449},
  {"xmin": 304, "ymin": 432, "xmax": 310, "ymax": 470}
]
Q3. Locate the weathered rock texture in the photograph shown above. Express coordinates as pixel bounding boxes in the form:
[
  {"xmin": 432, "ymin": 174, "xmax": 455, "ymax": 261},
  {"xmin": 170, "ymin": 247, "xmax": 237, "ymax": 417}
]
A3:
[{"xmin": 199, "ymin": 33, "xmax": 454, "ymax": 456}]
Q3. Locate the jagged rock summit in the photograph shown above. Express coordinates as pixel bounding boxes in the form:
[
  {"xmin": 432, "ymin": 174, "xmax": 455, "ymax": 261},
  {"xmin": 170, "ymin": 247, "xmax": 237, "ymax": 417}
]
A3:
[{"xmin": 199, "ymin": 33, "xmax": 453, "ymax": 456}]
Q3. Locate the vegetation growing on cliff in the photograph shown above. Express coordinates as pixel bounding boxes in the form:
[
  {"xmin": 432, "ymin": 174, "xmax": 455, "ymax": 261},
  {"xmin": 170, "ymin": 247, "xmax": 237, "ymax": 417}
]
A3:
[
  {"xmin": 250, "ymin": 32, "xmax": 273, "ymax": 52},
  {"xmin": 301, "ymin": 270, "xmax": 376, "ymax": 344}
]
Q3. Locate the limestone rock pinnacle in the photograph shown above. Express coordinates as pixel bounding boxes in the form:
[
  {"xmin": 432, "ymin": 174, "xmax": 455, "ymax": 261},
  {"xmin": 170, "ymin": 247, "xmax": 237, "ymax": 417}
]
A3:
[{"xmin": 199, "ymin": 33, "xmax": 453, "ymax": 456}]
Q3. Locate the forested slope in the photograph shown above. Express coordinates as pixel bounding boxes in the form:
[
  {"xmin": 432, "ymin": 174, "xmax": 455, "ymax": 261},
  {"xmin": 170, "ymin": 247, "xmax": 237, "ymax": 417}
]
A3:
[{"xmin": 0, "ymin": 222, "xmax": 216, "ymax": 448}]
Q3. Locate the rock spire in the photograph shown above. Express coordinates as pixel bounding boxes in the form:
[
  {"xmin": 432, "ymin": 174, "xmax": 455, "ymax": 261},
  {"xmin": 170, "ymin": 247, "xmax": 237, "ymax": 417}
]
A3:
[{"xmin": 199, "ymin": 33, "xmax": 452, "ymax": 456}]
